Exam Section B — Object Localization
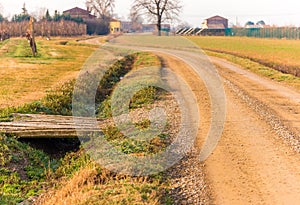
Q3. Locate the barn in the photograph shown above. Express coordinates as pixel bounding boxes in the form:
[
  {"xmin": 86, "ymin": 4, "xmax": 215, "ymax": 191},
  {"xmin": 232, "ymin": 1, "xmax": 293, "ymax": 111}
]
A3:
[
  {"xmin": 200, "ymin": 15, "xmax": 228, "ymax": 36},
  {"xmin": 202, "ymin": 15, "xmax": 228, "ymax": 29}
]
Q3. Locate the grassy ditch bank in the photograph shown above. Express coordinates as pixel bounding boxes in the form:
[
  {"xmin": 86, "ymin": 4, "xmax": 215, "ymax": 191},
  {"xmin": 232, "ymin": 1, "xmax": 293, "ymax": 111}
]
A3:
[{"xmin": 0, "ymin": 51, "xmax": 174, "ymax": 204}]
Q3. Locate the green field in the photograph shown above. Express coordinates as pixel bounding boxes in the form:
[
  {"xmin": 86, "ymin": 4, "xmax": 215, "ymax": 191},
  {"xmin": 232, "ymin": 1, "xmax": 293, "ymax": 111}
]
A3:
[{"xmin": 187, "ymin": 36, "xmax": 300, "ymax": 77}]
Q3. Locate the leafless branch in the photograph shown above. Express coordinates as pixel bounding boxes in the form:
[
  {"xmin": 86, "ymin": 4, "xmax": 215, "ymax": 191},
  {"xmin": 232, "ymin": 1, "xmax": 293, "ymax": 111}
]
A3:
[
  {"xmin": 86, "ymin": 0, "xmax": 115, "ymax": 20},
  {"xmin": 132, "ymin": 0, "xmax": 182, "ymax": 35}
]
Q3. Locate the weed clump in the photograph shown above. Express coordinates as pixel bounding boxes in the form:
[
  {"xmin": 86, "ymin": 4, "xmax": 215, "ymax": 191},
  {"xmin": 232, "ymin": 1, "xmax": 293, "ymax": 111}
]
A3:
[{"xmin": 0, "ymin": 135, "xmax": 58, "ymax": 204}]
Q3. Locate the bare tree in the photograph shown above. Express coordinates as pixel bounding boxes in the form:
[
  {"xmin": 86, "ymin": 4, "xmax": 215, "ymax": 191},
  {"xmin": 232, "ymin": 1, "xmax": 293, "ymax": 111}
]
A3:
[
  {"xmin": 129, "ymin": 8, "xmax": 143, "ymax": 32},
  {"xmin": 132, "ymin": 0, "xmax": 182, "ymax": 36},
  {"xmin": 31, "ymin": 7, "xmax": 47, "ymax": 21},
  {"xmin": 85, "ymin": 0, "xmax": 115, "ymax": 20},
  {"xmin": 175, "ymin": 20, "xmax": 192, "ymax": 30}
]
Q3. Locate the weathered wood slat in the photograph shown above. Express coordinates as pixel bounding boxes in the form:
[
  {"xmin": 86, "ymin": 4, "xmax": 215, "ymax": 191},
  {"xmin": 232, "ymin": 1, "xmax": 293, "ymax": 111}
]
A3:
[
  {"xmin": 0, "ymin": 123, "xmax": 99, "ymax": 128},
  {"xmin": 0, "ymin": 114, "xmax": 107, "ymax": 138}
]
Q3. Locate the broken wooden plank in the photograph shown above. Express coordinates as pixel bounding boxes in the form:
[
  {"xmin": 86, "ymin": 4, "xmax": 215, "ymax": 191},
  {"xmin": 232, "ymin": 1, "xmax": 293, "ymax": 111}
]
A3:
[{"xmin": 0, "ymin": 114, "xmax": 108, "ymax": 138}]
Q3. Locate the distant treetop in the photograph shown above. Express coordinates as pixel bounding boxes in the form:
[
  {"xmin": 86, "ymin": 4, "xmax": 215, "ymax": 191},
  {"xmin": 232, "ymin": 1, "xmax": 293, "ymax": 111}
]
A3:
[{"xmin": 256, "ymin": 20, "xmax": 266, "ymax": 25}]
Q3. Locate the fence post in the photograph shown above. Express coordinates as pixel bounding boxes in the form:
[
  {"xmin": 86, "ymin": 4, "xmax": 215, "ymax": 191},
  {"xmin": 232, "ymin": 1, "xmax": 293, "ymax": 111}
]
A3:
[{"xmin": 28, "ymin": 17, "xmax": 37, "ymax": 57}]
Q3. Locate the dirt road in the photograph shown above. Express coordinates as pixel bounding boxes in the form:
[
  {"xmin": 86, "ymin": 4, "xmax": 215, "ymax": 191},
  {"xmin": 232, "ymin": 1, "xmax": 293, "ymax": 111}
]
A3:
[
  {"xmin": 157, "ymin": 51, "xmax": 300, "ymax": 204},
  {"xmin": 205, "ymin": 57, "xmax": 300, "ymax": 204},
  {"xmin": 107, "ymin": 37, "xmax": 300, "ymax": 204}
]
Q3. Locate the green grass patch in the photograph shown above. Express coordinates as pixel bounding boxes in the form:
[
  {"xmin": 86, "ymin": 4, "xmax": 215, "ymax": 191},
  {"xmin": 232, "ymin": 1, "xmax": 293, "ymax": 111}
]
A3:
[
  {"xmin": 130, "ymin": 86, "xmax": 159, "ymax": 109},
  {"xmin": 0, "ymin": 135, "xmax": 58, "ymax": 204},
  {"xmin": 0, "ymin": 80, "xmax": 75, "ymax": 121},
  {"xmin": 97, "ymin": 52, "xmax": 162, "ymax": 118},
  {"xmin": 102, "ymin": 125, "xmax": 170, "ymax": 155},
  {"xmin": 133, "ymin": 52, "xmax": 161, "ymax": 69},
  {"xmin": 54, "ymin": 150, "xmax": 93, "ymax": 179},
  {"xmin": 0, "ymin": 39, "xmax": 10, "ymax": 48},
  {"xmin": 8, "ymin": 39, "xmax": 37, "ymax": 58}
]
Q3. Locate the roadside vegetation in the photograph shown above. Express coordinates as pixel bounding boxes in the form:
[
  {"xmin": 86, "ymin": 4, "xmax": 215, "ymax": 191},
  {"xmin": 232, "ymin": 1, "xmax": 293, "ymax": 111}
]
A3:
[
  {"xmin": 205, "ymin": 50, "xmax": 300, "ymax": 90},
  {"xmin": 34, "ymin": 148, "xmax": 171, "ymax": 205},
  {"xmin": 188, "ymin": 36, "xmax": 300, "ymax": 82},
  {"xmin": 0, "ymin": 46, "xmax": 173, "ymax": 204},
  {"xmin": 0, "ymin": 135, "xmax": 59, "ymax": 204}
]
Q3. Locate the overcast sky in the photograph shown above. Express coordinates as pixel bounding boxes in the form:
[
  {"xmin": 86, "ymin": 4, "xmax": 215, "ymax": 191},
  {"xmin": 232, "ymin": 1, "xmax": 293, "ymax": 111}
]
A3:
[{"xmin": 1, "ymin": 0, "xmax": 300, "ymax": 27}]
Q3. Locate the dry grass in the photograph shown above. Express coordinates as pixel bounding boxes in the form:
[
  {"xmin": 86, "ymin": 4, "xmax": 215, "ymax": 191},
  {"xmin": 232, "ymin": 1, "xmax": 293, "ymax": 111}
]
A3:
[
  {"xmin": 0, "ymin": 37, "xmax": 98, "ymax": 108},
  {"xmin": 187, "ymin": 36, "xmax": 300, "ymax": 77},
  {"xmin": 29, "ymin": 51, "xmax": 171, "ymax": 205},
  {"xmin": 205, "ymin": 50, "xmax": 300, "ymax": 90},
  {"xmin": 35, "ymin": 163, "xmax": 164, "ymax": 205}
]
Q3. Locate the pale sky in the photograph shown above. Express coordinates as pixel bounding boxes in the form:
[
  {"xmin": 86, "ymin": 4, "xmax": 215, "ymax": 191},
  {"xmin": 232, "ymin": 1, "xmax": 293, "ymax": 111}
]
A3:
[{"xmin": 1, "ymin": 0, "xmax": 300, "ymax": 27}]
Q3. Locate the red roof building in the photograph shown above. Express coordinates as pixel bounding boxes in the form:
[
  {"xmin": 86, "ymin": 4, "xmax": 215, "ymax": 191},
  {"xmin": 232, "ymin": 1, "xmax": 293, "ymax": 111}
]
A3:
[{"xmin": 63, "ymin": 7, "xmax": 96, "ymax": 20}]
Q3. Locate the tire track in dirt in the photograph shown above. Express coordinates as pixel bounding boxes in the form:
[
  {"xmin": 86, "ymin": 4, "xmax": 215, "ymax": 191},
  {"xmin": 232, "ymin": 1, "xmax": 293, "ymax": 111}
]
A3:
[
  {"xmin": 156, "ymin": 53, "xmax": 212, "ymax": 204},
  {"xmin": 107, "ymin": 39, "xmax": 300, "ymax": 204},
  {"xmin": 211, "ymin": 57, "xmax": 300, "ymax": 152},
  {"xmin": 152, "ymin": 51, "xmax": 300, "ymax": 204},
  {"xmin": 205, "ymin": 57, "xmax": 300, "ymax": 204}
]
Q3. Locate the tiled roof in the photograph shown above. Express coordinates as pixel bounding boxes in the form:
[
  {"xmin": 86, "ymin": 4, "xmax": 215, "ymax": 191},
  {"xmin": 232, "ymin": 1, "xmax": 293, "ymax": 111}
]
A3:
[
  {"xmin": 206, "ymin": 15, "xmax": 228, "ymax": 20},
  {"xmin": 63, "ymin": 7, "xmax": 90, "ymax": 14}
]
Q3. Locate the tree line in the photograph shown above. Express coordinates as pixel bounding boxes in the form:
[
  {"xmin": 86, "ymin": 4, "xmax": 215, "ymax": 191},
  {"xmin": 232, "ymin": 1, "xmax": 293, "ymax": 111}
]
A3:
[
  {"xmin": 0, "ymin": 3, "xmax": 84, "ymax": 24},
  {"xmin": 0, "ymin": 21, "xmax": 87, "ymax": 37},
  {"xmin": 0, "ymin": 0, "xmax": 183, "ymax": 36},
  {"xmin": 0, "ymin": 3, "xmax": 87, "ymax": 37}
]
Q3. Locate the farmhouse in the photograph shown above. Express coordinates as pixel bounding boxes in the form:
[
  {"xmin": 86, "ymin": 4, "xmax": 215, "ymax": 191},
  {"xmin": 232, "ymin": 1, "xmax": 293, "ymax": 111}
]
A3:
[
  {"xmin": 176, "ymin": 15, "xmax": 229, "ymax": 36},
  {"xmin": 63, "ymin": 7, "xmax": 96, "ymax": 20},
  {"xmin": 202, "ymin": 15, "xmax": 228, "ymax": 29},
  {"xmin": 199, "ymin": 15, "xmax": 228, "ymax": 36}
]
